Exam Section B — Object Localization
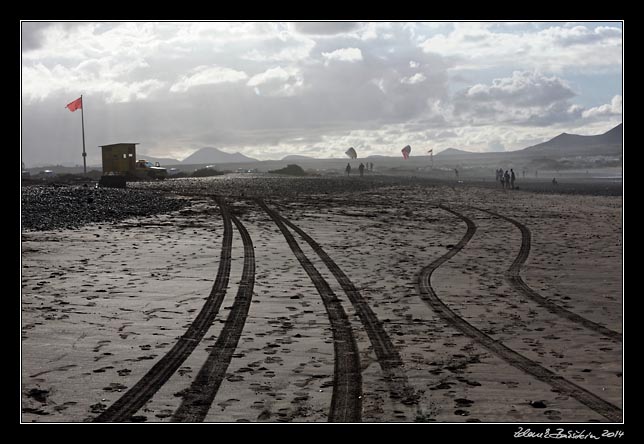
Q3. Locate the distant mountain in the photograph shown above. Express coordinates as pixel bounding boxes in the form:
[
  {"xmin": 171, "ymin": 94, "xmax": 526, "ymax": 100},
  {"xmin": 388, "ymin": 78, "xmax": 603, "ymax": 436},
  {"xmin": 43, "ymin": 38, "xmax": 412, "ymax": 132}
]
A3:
[
  {"xmin": 435, "ymin": 147, "xmax": 473, "ymax": 157},
  {"xmin": 522, "ymin": 124, "xmax": 622, "ymax": 156},
  {"xmin": 600, "ymin": 123, "xmax": 623, "ymax": 143},
  {"xmin": 366, "ymin": 154, "xmax": 395, "ymax": 159},
  {"xmin": 282, "ymin": 154, "xmax": 316, "ymax": 161},
  {"xmin": 135, "ymin": 153, "xmax": 181, "ymax": 166},
  {"xmin": 181, "ymin": 147, "xmax": 258, "ymax": 164},
  {"xmin": 431, "ymin": 124, "xmax": 622, "ymax": 160}
]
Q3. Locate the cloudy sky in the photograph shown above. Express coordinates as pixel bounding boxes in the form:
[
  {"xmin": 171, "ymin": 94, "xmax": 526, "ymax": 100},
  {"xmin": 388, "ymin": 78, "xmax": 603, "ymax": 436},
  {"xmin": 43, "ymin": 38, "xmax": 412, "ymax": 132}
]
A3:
[{"xmin": 21, "ymin": 21, "xmax": 622, "ymax": 167}]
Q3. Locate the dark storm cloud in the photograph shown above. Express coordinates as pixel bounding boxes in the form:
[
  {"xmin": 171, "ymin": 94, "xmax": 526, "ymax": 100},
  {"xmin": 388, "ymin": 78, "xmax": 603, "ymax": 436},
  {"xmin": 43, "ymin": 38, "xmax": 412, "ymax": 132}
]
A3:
[
  {"xmin": 449, "ymin": 70, "xmax": 581, "ymax": 127},
  {"xmin": 293, "ymin": 22, "xmax": 362, "ymax": 35},
  {"xmin": 522, "ymin": 101, "xmax": 584, "ymax": 127},
  {"xmin": 21, "ymin": 22, "xmax": 49, "ymax": 51},
  {"xmin": 21, "ymin": 22, "xmax": 104, "ymax": 52}
]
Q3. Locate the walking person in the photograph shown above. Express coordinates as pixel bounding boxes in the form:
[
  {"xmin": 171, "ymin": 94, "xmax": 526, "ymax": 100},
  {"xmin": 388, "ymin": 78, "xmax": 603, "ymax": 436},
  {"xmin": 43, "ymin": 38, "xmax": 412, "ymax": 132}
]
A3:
[
  {"xmin": 504, "ymin": 170, "xmax": 510, "ymax": 189},
  {"xmin": 510, "ymin": 169, "xmax": 516, "ymax": 189},
  {"xmin": 358, "ymin": 163, "xmax": 365, "ymax": 177},
  {"xmin": 345, "ymin": 163, "xmax": 351, "ymax": 176}
]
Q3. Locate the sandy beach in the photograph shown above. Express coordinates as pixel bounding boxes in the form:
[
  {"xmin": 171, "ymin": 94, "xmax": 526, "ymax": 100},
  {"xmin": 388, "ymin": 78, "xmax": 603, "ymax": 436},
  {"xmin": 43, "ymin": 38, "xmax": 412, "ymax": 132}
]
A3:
[{"xmin": 21, "ymin": 175, "xmax": 623, "ymax": 423}]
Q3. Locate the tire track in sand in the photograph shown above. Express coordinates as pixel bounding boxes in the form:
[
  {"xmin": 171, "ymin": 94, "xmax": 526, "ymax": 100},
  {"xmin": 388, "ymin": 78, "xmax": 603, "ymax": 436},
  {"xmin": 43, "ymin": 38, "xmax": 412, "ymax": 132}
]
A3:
[
  {"xmin": 472, "ymin": 206, "xmax": 621, "ymax": 343},
  {"xmin": 277, "ymin": 212, "xmax": 419, "ymax": 406},
  {"xmin": 172, "ymin": 212, "xmax": 256, "ymax": 422},
  {"xmin": 94, "ymin": 197, "xmax": 233, "ymax": 422},
  {"xmin": 416, "ymin": 204, "xmax": 622, "ymax": 422},
  {"xmin": 257, "ymin": 199, "xmax": 362, "ymax": 423}
]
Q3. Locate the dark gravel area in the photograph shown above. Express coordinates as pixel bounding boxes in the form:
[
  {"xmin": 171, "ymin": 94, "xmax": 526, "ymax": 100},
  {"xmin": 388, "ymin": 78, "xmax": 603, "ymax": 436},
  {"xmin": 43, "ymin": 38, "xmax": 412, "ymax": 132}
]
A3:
[
  {"xmin": 457, "ymin": 178, "xmax": 623, "ymax": 197},
  {"xmin": 128, "ymin": 174, "xmax": 446, "ymax": 197},
  {"xmin": 21, "ymin": 173, "xmax": 621, "ymax": 231},
  {"xmin": 131, "ymin": 174, "xmax": 623, "ymax": 198},
  {"xmin": 21, "ymin": 185, "xmax": 189, "ymax": 231}
]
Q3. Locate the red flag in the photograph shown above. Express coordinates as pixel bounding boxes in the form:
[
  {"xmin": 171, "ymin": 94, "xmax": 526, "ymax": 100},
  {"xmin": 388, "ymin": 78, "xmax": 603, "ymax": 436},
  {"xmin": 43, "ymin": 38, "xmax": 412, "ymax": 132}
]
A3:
[{"xmin": 66, "ymin": 97, "xmax": 82, "ymax": 112}]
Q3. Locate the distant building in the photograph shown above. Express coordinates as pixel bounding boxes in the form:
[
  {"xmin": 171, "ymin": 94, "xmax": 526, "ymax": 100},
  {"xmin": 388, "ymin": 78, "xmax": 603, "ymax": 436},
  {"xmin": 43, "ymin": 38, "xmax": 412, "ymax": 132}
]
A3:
[{"xmin": 100, "ymin": 143, "xmax": 138, "ymax": 174}]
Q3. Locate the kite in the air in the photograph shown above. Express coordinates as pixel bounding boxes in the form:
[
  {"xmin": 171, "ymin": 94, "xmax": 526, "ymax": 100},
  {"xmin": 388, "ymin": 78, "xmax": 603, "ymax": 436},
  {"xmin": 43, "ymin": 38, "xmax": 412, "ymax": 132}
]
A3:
[
  {"xmin": 345, "ymin": 147, "xmax": 357, "ymax": 159},
  {"xmin": 401, "ymin": 145, "xmax": 411, "ymax": 159}
]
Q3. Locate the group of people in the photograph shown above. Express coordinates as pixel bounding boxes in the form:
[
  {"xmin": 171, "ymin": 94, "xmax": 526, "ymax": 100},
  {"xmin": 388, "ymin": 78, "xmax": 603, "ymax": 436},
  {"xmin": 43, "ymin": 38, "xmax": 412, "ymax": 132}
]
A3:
[
  {"xmin": 496, "ymin": 168, "xmax": 516, "ymax": 190},
  {"xmin": 346, "ymin": 162, "xmax": 374, "ymax": 177}
]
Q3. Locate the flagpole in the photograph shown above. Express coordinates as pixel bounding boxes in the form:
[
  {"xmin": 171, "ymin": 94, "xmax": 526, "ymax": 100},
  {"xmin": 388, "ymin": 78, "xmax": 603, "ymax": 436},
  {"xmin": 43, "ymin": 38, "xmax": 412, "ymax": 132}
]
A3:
[{"xmin": 80, "ymin": 95, "xmax": 87, "ymax": 174}]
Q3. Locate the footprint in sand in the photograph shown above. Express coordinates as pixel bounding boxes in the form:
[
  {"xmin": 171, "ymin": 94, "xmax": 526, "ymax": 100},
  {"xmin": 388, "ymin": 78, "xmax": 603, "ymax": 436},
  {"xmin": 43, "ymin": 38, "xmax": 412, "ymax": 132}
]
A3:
[
  {"xmin": 430, "ymin": 382, "xmax": 453, "ymax": 391},
  {"xmin": 257, "ymin": 410, "xmax": 272, "ymax": 420},
  {"xmin": 155, "ymin": 409, "xmax": 174, "ymax": 419},
  {"xmin": 217, "ymin": 399, "xmax": 241, "ymax": 411},
  {"xmin": 26, "ymin": 388, "xmax": 50, "ymax": 403},
  {"xmin": 53, "ymin": 401, "xmax": 78, "ymax": 412},
  {"xmin": 455, "ymin": 398, "xmax": 474, "ymax": 408},
  {"xmin": 544, "ymin": 409, "xmax": 562, "ymax": 420},
  {"xmin": 251, "ymin": 400, "xmax": 265, "ymax": 410},
  {"xmin": 103, "ymin": 382, "xmax": 128, "ymax": 392},
  {"xmin": 178, "ymin": 367, "xmax": 192, "ymax": 376},
  {"xmin": 89, "ymin": 403, "xmax": 107, "ymax": 414},
  {"xmin": 23, "ymin": 407, "xmax": 50, "ymax": 416}
]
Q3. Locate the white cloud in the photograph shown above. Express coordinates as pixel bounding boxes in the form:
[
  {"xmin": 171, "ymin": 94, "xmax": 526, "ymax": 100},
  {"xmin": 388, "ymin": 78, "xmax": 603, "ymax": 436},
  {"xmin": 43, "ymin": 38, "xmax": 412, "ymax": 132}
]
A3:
[
  {"xmin": 23, "ymin": 23, "xmax": 162, "ymax": 62},
  {"xmin": 247, "ymin": 67, "xmax": 291, "ymax": 86},
  {"xmin": 401, "ymin": 73, "xmax": 426, "ymax": 85},
  {"xmin": 170, "ymin": 22, "xmax": 279, "ymax": 50},
  {"xmin": 22, "ymin": 23, "xmax": 172, "ymax": 103},
  {"xmin": 446, "ymin": 71, "xmax": 585, "ymax": 127},
  {"xmin": 241, "ymin": 35, "xmax": 316, "ymax": 62},
  {"xmin": 170, "ymin": 66, "xmax": 248, "ymax": 92},
  {"xmin": 243, "ymin": 45, "xmax": 314, "ymax": 62},
  {"xmin": 345, "ymin": 22, "xmax": 394, "ymax": 41},
  {"xmin": 421, "ymin": 23, "xmax": 622, "ymax": 73},
  {"xmin": 22, "ymin": 61, "xmax": 165, "ymax": 103},
  {"xmin": 321, "ymin": 47, "xmax": 363, "ymax": 64},
  {"xmin": 247, "ymin": 66, "xmax": 304, "ymax": 97},
  {"xmin": 109, "ymin": 79, "xmax": 166, "ymax": 102},
  {"xmin": 582, "ymin": 95, "xmax": 622, "ymax": 119},
  {"xmin": 372, "ymin": 78, "xmax": 387, "ymax": 94},
  {"xmin": 20, "ymin": 22, "xmax": 622, "ymax": 165},
  {"xmin": 541, "ymin": 25, "xmax": 622, "ymax": 47},
  {"xmin": 22, "ymin": 63, "xmax": 59, "ymax": 101},
  {"xmin": 463, "ymin": 71, "xmax": 575, "ymax": 107}
]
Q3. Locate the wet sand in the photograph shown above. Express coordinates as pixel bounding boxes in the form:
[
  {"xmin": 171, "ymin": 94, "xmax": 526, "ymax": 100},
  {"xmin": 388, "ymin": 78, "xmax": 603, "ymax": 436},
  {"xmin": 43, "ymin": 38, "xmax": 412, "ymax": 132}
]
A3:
[{"xmin": 21, "ymin": 176, "xmax": 623, "ymax": 423}]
